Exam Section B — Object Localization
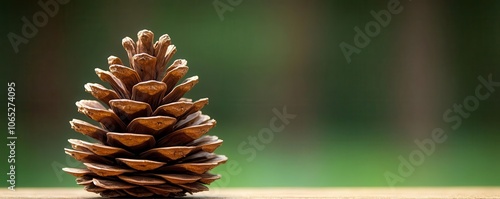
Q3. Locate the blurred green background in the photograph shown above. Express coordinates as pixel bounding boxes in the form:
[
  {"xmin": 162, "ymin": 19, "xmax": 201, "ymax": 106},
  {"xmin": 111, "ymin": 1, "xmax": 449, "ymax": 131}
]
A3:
[{"xmin": 1, "ymin": 0, "xmax": 500, "ymax": 188}]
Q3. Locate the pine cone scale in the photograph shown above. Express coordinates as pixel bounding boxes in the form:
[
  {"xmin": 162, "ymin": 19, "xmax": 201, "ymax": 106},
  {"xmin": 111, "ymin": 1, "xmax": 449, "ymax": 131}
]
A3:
[
  {"xmin": 115, "ymin": 158, "xmax": 166, "ymax": 171},
  {"xmin": 109, "ymin": 64, "xmax": 141, "ymax": 92},
  {"xmin": 109, "ymin": 99, "xmax": 152, "ymax": 123}
]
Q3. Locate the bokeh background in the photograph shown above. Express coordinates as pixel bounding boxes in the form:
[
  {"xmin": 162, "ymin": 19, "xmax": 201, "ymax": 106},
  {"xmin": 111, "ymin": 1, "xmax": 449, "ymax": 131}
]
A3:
[{"xmin": 1, "ymin": 0, "xmax": 500, "ymax": 188}]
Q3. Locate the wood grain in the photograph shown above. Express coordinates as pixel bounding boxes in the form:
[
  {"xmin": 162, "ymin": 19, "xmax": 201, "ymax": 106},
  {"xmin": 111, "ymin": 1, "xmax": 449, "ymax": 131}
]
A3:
[{"xmin": 0, "ymin": 187, "xmax": 499, "ymax": 198}]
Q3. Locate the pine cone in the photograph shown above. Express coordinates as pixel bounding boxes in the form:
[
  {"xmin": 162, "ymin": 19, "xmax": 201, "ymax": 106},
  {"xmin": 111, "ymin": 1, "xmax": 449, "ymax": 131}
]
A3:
[{"xmin": 63, "ymin": 30, "xmax": 227, "ymax": 198}]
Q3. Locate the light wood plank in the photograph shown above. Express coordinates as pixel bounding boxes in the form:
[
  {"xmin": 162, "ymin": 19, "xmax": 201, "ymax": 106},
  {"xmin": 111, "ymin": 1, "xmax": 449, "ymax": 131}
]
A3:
[{"xmin": 0, "ymin": 187, "xmax": 499, "ymax": 198}]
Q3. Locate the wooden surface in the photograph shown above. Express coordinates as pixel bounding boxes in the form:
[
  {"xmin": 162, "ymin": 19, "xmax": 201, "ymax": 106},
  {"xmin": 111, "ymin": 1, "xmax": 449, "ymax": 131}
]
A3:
[{"xmin": 1, "ymin": 187, "xmax": 499, "ymax": 198}]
